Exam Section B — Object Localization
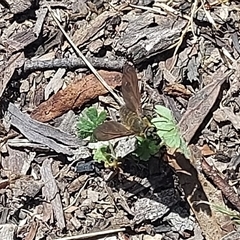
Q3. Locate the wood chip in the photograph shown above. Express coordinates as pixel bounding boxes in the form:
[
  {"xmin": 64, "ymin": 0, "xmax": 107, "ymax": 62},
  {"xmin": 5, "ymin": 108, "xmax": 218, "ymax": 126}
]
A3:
[
  {"xmin": 0, "ymin": 52, "xmax": 25, "ymax": 98},
  {"xmin": 179, "ymin": 67, "xmax": 232, "ymax": 144},
  {"xmin": 40, "ymin": 158, "xmax": 65, "ymax": 229},
  {"xmin": 8, "ymin": 103, "xmax": 86, "ymax": 155},
  {"xmin": 30, "ymin": 70, "xmax": 122, "ymax": 122}
]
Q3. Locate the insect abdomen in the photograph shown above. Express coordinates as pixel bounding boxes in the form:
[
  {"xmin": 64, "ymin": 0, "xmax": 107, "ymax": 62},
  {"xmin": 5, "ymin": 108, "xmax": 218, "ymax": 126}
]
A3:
[{"xmin": 119, "ymin": 105, "xmax": 145, "ymax": 134}]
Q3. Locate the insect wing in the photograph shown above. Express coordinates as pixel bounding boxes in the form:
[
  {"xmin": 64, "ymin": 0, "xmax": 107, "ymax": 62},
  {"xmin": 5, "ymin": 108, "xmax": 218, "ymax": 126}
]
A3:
[
  {"xmin": 93, "ymin": 121, "xmax": 133, "ymax": 141},
  {"xmin": 122, "ymin": 64, "xmax": 141, "ymax": 114}
]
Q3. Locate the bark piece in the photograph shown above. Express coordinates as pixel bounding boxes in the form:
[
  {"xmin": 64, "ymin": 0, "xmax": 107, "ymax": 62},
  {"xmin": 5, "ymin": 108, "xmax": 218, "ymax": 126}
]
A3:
[
  {"xmin": 132, "ymin": 189, "xmax": 180, "ymax": 224},
  {"xmin": 3, "ymin": 7, "xmax": 47, "ymax": 52},
  {"xmin": 30, "ymin": 70, "xmax": 122, "ymax": 122},
  {"xmin": 2, "ymin": 147, "xmax": 31, "ymax": 175},
  {"xmin": 40, "ymin": 158, "xmax": 65, "ymax": 229},
  {"xmin": 9, "ymin": 0, "xmax": 33, "ymax": 14},
  {"xmin": 45, "ymin": 68, "xmax": 66, "ymax": 100},
  {"xmin": 163, "ymin": 83, "xmax": 192, "ymax": 99},
  {"xmin": 72, "ymin": 11, "xmax": 116, "ymax": 47},
  {"xmin": 179, "ymin": 67, "xmax": 231, "ymax": 144},
  {"xmin": 8, "ymin": 103, "xmax": 85, "ymax": 155},
  {"xmin": 10, "ymin": 176, "xmax": 42, "ymax": 199},
  {"xmin": 0, "ymin": 52, "xmax": 25, "ymax": 98},
  {"xmin": 114, "ymin": 12, "xmax": 187, "ymax": 63}
]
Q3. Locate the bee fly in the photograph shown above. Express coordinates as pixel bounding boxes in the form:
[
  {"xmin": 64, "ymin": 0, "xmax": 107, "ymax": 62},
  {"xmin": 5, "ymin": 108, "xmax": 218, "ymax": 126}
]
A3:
[{"xmin": 93, "ymin": 64, "xmax": 155, "ymax": 141}]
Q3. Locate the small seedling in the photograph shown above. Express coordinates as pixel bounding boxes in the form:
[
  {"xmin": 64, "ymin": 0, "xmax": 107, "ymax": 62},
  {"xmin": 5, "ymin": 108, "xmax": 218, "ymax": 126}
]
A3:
[
  {"xmin": 134, "ymin": 136, "xmax": 161, "ymax": 161},
  {"xmin": 77, "ymin": 107, "xmax": 107, "ymax": 139},
  {"xmin": 93, "ymin": 144, "xmax": 120, "ymax": 168},
  {"xmin": 151, "ymin": 105, "xmax": 190, "ymax": 158},
  {"xmin": 84, "ymin": 105, "xmax": 190, "ymax": 166}
]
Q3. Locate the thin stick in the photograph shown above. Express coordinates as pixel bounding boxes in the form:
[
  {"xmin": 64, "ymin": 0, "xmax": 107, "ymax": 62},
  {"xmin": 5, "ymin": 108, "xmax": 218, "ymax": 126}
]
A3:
[
  {"xmin": 63, "ymin": 177, "xmax": 94, "ymax": 211},
  {"xmin": 54, "ymin": 228, "xmax": 126, "ymax": 240},
  {"xmin": 46, "ymin": 5, "xmax": 124, "ymax": 106}
]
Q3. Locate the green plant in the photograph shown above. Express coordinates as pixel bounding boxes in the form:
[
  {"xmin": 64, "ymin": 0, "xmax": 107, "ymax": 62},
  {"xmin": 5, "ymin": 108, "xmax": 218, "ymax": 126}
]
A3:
[
  {"xmin": 213, "ymin": 204, "xmax": 240, "ymax": 225},
  {"xmin": 77, "ymin": 107, "xmax": 107, "ymax": 139},
  {"xmin": 93, "ymin": 144, "xmax": 120, "ymax": 168},
  {"xmin": 151, "ymin": 105, "xmax": 190, "ymax": 158},
  {"xmin": 88, "ymin": 105, "xmax": 190, "ymax": 165},
  {"xmin": 198, "ymin": 201, "xmax": 240, "ymax": 225},
  {"xmin": 135, "ymin": 136, "xmax": 161, "ymax": 161}
]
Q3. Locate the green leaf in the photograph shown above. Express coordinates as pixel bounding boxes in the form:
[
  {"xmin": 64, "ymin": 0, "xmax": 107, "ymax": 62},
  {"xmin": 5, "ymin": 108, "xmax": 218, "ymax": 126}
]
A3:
[
  {"xmin": 154, "ymin": 105, "xmax": 175, "ymax": 122},
  {"xmin": 93, "ymin": 146, "xmax": 110, "ymax": 162},
  {"xmin": 152, "ymin": 105, "xmax": 190, "ymax": 158},
  {"xmin": 135, "ymin": 137, "xmax": 161, "ymax": 161},
  {"xmin": 85, "ymin": 107, "xmax": 98, "ymax": 120},
  {"xmin": 96, "ymin": 111, "xmax": 107, "ymax": 125},
  {"xmin": 179, "ymin": 137, "xmax": 190, "ymax": 158},
  {"xmin": 158, "ymin": 130, "xmax": 181, "ymax": 149},
  {"xmin": 77, "ymin": 117, "xmax": 94, "ymax": 130},
  {"xmin": 151, "ymin": 118, "xmax": 175, "ymax": 131},
  {"xmin": 77, "ymin": 107, "xmax": 107, "ymax": 139},
  {"xmin": 93, "ymin": 144, "xmax": 120, "ymax": 168}
]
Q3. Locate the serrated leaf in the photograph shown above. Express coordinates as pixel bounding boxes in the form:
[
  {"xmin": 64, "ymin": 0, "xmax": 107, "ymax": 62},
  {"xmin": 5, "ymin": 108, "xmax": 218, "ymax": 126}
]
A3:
[
  {"xmin": 159, "ymin": 130, "xmax": 181, "ymax": 149},
  {"xmin": 153, "ymin": 105, "xmax": 190, "ymax": 158},
  {"xmin": 151, "ymin": 116, "xmax": 168, "ymax": 123},
  {"xmin": 77, "ymin": 117, "xmax": 94, "ymax": 130},
  {"xmin": 85, "ymin": 107, "xmax": 98, "ymax": 120},
  {"xmin": 148, "ymin": 141, "xmax": 160, "ymax": 154},
  {"xmin": 154, "ymin": 105, "xmax": 175, "ymax": 122},
  {"xmin": 136, "ymin": 136, "xmax": 144, "ymax": 143},
  {"xmin": 135, "ymin": 137, "xmax": 161, "ymax": 161},
  {"xmin": 96, "ymin": 111, "xmax": 107, "ymax": 125},
  {"xmin": 93, "ymin": 146, "xmax": 110, "ymax": 162},
  {"xmin": 151, "ymin": 118, "xmax": 175, "ymax": 131},
  {"xmin": 93, "ymin": 144, "xmax": 120, "ymax": 168},
  {"xmin": 77, "ymin": 107, "xmax": 107, "ymax": 139}
]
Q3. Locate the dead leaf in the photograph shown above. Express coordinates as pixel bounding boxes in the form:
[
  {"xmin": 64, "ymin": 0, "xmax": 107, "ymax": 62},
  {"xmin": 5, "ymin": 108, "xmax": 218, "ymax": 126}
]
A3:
[
  {"xmin": 0, "ymin": 179, "xmax": 10, "ymax": 189},
  {"xmin": 24, "ymin": 221, "xmax": 39, "ymax": 240},
  {"xmin": 179, "ymin": 68, "xmax": 231, "ymax": 144},
  {"xmin": 30, "ymin": 70, "xmax": 122, "ymax": 122}
]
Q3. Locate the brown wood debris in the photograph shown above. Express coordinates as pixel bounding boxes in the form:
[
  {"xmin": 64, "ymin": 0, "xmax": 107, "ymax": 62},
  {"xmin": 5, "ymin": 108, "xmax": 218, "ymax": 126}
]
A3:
[
  {"xmin": 179, "ymin": 67, "xmax": 232, "ymax": 144},
  {"xmin": 40, "ymin": 158, "xmax": 65, "ymax": 229},
  {"xmin": 8, "ymin": 103, "xmax": 85, "ymax": 155},
  {"xmin": 163, "ymin": 83, "xmax": 192, "ymax": 99},
  {"xmin": 30, "ymin": 70, "xmax": 122, "ymax": 122}
]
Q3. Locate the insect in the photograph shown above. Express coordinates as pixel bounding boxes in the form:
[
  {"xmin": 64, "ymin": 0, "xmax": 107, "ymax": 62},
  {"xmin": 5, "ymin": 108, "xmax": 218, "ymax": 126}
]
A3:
[{"xmin": 93, "ymin": 64, "xmax": 150, "ymax": 141}]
